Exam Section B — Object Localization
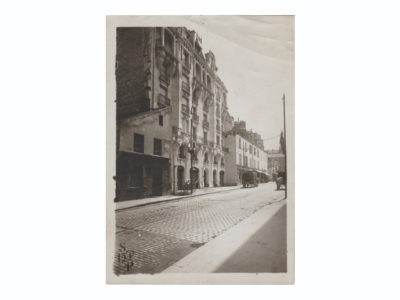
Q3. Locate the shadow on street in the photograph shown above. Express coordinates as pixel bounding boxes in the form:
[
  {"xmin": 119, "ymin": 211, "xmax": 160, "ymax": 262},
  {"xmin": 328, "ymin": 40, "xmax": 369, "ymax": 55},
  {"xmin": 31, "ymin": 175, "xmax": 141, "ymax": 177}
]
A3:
[{"xmin": 214, "ymin": 204, "xmax": 287, "ymax": 273}]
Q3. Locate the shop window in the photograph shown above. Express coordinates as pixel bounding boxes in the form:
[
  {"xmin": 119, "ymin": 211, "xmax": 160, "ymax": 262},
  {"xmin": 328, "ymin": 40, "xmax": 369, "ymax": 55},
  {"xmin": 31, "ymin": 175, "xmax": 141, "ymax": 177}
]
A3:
[{"xmin": 130, "ymin": 167, "xmax": 143, "ymax": 187}]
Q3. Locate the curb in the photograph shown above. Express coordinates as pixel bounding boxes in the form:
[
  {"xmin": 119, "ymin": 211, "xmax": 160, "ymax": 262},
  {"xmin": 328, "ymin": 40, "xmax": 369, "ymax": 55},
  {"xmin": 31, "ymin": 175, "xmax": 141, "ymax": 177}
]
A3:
[{"xmin": 115, "ymin": 186, "xmax": 242, "ymax": 211}]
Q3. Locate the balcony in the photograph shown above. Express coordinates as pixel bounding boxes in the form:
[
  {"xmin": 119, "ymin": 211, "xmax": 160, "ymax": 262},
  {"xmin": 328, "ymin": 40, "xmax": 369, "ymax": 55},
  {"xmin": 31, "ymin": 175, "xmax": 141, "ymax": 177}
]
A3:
[
  {"xmin": 182, "ymin": 81, "xmax": 190, "ymax": 99},
  {"xmin": 157, "ymin": 94, "xmax": 170, "ymax": 107},
  {"xmin": 182, "ymin": 81, "xmax": 190, "ymax": 93},
  {"xmin": 181, "ymin": 104, "xmax": 189, "ymax": 116},
  {"xmin": 192, "ymin": 114, "xmax": 199, "ymax": 123},
  {"xmin": 202, "ymin": 119, "xmax": 209, "ymax": 129},
  {"xmin": 182, "ymin": 63, "xmax": 191, "ymax": 75}
]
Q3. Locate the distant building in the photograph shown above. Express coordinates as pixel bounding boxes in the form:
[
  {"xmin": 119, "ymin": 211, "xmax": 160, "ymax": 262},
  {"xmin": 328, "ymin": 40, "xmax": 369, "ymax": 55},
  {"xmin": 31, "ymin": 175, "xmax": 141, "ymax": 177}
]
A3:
[
  {"xmin": 266, "ymin": 149, "xmax": 286, "ymax": 176},
  {"xmin": 115, "ymin": 27, "xmax": 230, "ymax": 200},
  {"xmin": 223, "ymin": 120, "xmax": 269, "ymax": 185}
]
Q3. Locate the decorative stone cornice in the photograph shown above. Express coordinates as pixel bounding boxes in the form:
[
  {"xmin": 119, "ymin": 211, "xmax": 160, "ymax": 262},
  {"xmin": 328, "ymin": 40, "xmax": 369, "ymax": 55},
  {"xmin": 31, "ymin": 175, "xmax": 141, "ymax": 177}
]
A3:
[{"xmin": 155, "ymin": 45, "xmax": 178, "ymax": 86}]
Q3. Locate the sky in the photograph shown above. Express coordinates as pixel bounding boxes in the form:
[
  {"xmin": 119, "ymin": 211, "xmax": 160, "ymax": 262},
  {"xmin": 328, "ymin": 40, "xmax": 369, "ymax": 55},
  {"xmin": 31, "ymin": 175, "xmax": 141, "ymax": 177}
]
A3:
[
  {"xmin": 112, "ymin": 15, "xmax": 295, "ymax": 149},
  {"xmin": 182, "ymin": 16, "xmax": 295, "ymax": 150}
]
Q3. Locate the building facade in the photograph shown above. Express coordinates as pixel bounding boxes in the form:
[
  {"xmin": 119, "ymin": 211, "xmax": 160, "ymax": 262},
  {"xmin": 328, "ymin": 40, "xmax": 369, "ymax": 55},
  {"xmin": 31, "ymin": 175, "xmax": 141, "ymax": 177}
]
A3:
[
  {"xmin": 266, "ymin": 149, "xmax": 286, "ymax": 177},
  {"xmin": 224, "ymin": 121, "xmax": 269, "ymax": 185},
  {"xmin": 115, "ymin": 27, "xmax": 230, "ymax": 201}
]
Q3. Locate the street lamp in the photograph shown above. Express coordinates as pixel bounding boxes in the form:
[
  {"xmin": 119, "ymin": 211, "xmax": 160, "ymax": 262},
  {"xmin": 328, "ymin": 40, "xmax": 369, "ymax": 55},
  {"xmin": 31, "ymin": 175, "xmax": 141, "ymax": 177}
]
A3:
[{"xmin": 189, "ymin": 106, "xmax": 196, "ymax": 194}]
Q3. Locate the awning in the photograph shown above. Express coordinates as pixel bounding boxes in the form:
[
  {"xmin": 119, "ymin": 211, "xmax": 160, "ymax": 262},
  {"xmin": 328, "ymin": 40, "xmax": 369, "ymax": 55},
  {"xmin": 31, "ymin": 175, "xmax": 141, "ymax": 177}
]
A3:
[{"xmin": 117, "ymin": 151, "xmax": 170, "ymax": 172}]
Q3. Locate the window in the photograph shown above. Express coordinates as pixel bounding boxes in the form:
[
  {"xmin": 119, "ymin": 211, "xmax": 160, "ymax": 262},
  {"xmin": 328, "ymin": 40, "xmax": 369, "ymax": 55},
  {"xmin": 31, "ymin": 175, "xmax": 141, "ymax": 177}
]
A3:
[
  {"xmin": 193, "ymin": 127, "xmax": 197, "ymax": 141},
  {"xmin": 239, "ymin": 138, "xmax": 242, "ymax": 149},
  {"xmin": 159, "ymin": 115, "xmax": 163, "ymax": 126},
  {"xmin": 183, "ymin": 50, "xmax": 190, "ymax": 66},
  {"xmin": 203, "ymin": 113, "xmax": 207, "ymax": 121},
  {"xmin": 179, "ymin": 145, "xmax": 186, "ymax": 158},
  {"xmin": 196, "ymin": 64, "xmax": 201, "ymax": 78},
  {"xmin": 134, "ymin": 133, "xmax": 144, "ymax": 153},
  {"xmin": 203, "ymin": 131, "xmax": 208, "ymax": 144},
  {"xmin": 130, "ymin": 167, "xmax": 143, "ymax": 187},
  {"xmin": 204, "ymin": 152, "xmax": 208, "ymax": 162},
  {"xmin": 217, "ymin": 135, "xmax": 220, "ymax": 146},
  {"xmin": 239, "ymin": 154, "xmax": 242, "ymax": 165},
  {"xmin": 153, "ymin": 138, "xmax": 162, "ymax": 156}
]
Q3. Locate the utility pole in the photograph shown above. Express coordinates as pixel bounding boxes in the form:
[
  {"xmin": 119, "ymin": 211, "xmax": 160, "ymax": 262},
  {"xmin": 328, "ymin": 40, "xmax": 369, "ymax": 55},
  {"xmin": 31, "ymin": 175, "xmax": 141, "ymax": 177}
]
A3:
[{"xmin": 282, "ymin": 93, "xmax": 287, "ymax": 199}]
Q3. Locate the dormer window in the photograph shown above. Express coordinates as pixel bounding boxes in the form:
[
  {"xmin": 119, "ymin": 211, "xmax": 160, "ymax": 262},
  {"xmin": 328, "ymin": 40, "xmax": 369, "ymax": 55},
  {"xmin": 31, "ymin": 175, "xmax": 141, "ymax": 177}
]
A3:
[
  {"xmin": 183, "ymin": 50, "xmax": 190, "ymax": 67},
  {"xmin": 164, "ymin": 30, "xmax": 174, "ymax": 53}
]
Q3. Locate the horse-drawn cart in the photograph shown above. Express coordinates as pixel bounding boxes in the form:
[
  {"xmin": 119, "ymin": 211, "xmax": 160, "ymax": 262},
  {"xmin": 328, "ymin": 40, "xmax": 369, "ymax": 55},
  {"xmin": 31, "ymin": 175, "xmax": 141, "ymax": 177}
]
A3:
[{"xmin": 242, "ymin": 171, "xmax": 259, "ymax": 188}]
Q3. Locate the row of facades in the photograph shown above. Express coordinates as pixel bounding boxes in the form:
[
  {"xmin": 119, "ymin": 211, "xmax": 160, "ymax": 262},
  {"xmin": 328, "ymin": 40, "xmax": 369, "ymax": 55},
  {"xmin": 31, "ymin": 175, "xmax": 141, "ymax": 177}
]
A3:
[{"xmin": 115, "ymin": 27, "xmax": 269, "ymax": 201}]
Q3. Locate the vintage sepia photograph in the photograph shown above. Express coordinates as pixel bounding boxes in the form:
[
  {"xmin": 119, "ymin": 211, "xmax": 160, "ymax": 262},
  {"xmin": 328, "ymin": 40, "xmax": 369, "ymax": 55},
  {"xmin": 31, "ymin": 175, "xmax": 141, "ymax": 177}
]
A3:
[{"xmin": 106, "ymin": 15, "xmax": 295, "ymax": 284}]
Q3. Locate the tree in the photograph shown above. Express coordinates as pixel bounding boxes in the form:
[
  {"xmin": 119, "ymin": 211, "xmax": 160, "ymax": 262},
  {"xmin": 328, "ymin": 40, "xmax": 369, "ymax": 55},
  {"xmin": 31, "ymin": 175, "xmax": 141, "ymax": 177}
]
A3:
[{"xmin": 279, "ymin": 131, "xmax": 286, "ymax": 154}]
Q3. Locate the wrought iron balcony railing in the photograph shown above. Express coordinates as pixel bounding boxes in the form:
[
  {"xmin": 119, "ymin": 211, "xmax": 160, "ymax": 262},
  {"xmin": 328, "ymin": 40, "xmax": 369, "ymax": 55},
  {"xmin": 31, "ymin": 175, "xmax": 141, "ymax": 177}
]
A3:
[
  {"xmin": 182, "ymin": 81, "xmax": 190, "ymax": 93},
  {"xmin": 157, "ymin": 94, "xmax": 171, "ymax": 107},
  {"xmin": 202, "ymin": 119, "xmax": 209, "ymax": 129},
  {"xmin": 181, "ymin": 104, "xmax": 189, "ymax": 116}
]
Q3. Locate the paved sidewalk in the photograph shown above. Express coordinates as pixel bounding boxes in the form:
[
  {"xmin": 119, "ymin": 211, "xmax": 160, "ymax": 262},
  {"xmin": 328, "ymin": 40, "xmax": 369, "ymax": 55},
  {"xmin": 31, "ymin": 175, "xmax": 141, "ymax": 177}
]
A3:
[
  {"xmin": 162, "ymin": 198, "xmax": 286, "ymax": 273},
  {"xmin": 115, "ymin": 185, "xmax": 241, "ymax": 211}
]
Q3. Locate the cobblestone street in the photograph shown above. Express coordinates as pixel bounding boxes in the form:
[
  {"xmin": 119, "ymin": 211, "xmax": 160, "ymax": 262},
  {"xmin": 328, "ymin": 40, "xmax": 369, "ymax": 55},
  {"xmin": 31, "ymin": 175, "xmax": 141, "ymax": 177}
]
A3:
[{"xmin": 114, "ymin": 182, "xmax": 284, "ymax": 274}]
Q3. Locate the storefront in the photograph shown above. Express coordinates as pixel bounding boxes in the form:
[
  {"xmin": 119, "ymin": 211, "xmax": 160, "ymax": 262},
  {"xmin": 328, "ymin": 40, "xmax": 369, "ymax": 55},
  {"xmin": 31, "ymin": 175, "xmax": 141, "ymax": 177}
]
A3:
[{"xmin": 115, "ymin": 151, "xmax": 171, "ymax": 201}]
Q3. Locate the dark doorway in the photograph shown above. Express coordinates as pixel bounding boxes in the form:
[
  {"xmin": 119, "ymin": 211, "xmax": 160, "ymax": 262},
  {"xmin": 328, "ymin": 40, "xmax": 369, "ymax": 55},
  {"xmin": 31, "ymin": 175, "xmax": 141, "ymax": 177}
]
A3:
[
  {"xmin": 152, "ymin": 168, "xmax": 163, "ymax": 196},
  {"xmin": 219, "ymin": 171, "xmax": 224, "ymax": 186},
  {"xmin": 204, "ymin": 169, "xmax": 209, "ymax": 187},
  {"xmin": 177, "ymin": 166, "xmax": 184, "ymax": 190},
  {"xmin": 190, "ymin": 167, "xmax": 200, "ymax": 188},
  {"xmin": 213, "ymin": 169, "xmax": 217, "ymax": 187}
]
